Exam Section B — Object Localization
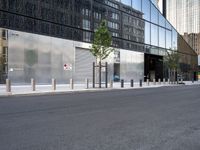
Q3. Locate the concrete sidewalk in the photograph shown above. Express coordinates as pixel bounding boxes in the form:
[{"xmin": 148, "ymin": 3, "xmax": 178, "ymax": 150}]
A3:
[{"xmin": 0, "ymin": 81, "xmax": 199, "ymax": 97}]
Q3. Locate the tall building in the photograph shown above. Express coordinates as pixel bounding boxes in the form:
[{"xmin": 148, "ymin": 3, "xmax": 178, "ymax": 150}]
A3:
[
  {"xmin": 0, "ymin": 0, "xmax": 197, "ymax": 84},
  {"xmin": 166, "ymin": 0, "xmax": 200, "ymax": 55}
]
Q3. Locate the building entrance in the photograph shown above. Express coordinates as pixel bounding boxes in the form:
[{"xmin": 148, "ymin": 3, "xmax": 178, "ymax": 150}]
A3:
[
  {"xmin": 113, "ymin": 63, "xmax": 120, "ymax": 82},
  {"xmin": 144, "ymin": 54, "xmax": 163, "ymax": 81}
]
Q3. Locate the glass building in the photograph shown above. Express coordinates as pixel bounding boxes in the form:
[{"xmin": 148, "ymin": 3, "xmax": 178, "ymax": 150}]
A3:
[
  {"xmin": 166, "ymin": 0, "xmax": 200, "ymax": 55},
  {"xmin": 0, "ymin": 0, "xmax": 198, "ymax": 84}
]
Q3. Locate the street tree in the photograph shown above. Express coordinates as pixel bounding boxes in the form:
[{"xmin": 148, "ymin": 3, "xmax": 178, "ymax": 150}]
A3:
[
  {"xmin": 0, "ymin": 55, "xmax": 5, "ymax": 71},
  {"xmin": 0, "ymin": 55, "xmax": 5, "ymax": 83},
  {"xmin": 164, "ymin": 50, "xmax": 180, "ymax": 82},
  {"xmin": 90, "ymin": 20, "xmax": 114, "ymax": 63},
  {"xmin": 90, "ymin": 20, "xmax": 114, "ymax": 88}
]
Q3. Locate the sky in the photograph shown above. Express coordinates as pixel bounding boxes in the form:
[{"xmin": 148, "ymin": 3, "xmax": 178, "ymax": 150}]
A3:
[{"xmin": 157, "ymin": 0, "xmax": 163, "ymax": 14}]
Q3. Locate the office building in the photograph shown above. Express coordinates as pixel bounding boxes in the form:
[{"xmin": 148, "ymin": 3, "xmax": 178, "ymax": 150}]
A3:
[
  {"xmin": 0, "ymin": 0, "xmax": 197, "ymax": 84},
  {"xmin": 166, "ymin": 0, "xmax": 200, "ymax": 55}
]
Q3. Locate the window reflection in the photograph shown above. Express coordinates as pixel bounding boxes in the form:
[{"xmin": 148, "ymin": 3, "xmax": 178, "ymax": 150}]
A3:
[
  {"xmin": 172, "ymin": 28, "xmax": 177, "ymax": 50},
  {"xmin": 121, "ymin": 0, "xmax": 131, "ymax": 6},
  {"xmin": 132, "ymin": 0, "xmax": 141, "ymax": 11},
  {"xmin": 142, "ymin": 0, "xmax": 150, "ymax": 21},
  {"xmin": 159, "ymin": 13, "xmax": 165, "ymax": 27},
  {"xmin": 166, "ymin": 30, "xmax": 172, "ymax": 49},
  {"xmin": 151, "ymin": 4, "xmax": 158, "ymax": 24},
  {"xmin": 159, "ymin": 27, "xmax": 165, "ymax": 48},
  {"xmin": 150, "ymin": 46, "xmax": 159, "ymax": 55},
  {"xmin": 166, "ymin": 21, "xmax": 172, "ymax": 30},
  {"xmin": 144, "ymin": 21, "xmax": 150, "ymax": 44},
  {"xmin": 151, "ymin": 24, "xmax": 158, "ymax": 46}
]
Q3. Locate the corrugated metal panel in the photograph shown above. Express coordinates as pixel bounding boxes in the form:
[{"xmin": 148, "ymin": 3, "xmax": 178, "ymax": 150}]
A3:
[{"xmin": 74, "ymin": 48, "xmax": 95, "ymax": 83}]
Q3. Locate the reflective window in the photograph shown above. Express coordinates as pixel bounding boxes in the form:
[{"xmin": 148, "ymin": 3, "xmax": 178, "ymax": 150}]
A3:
[
  {"xmin": 142, "ymin": 0, "xmax": 150, "ymax": 21},
  {"xmin": 112, "ymin": 32, "xmax": 119, "ymax": 37},
  {"xmin": 108, "ymin": 21, "xmax": 119, "ymax": 29},
  {"xmin": 111, "ymin": 12, "xmax": 119, "ymax": 20},
  {"xmin": 166, "ymin": 30, "xmax": 172, "ymax": 49},
  {"xmin": 172, "ymin": 28, "xmax": 177, "ymax": 50},
  {"xmin": 121, "ymin": 0, "xmax": 131, "ymax": 6},
  {"xmin": 150, "ymin": 46, "xmax": 159, "ymax": 55},
  {"xmin": 159, "ymin": 27, "xmax": 165, "ymax": 48},
  {"xmin": 151, "ymin": 24, "xmax": 158, "ymax": 46},
  {"xmin": 151, "ymin": 4, "xmax": 158, "ymax": 24},
  {"xmin": 144, "ymin": 21, "xmax": 150, "ymax": 44},
  {"xmin": 105, "ymin": 0, "xmax": 119, "ymax": 9},
  {"xmin": 132, "ymin": 0, "xmax": 142, "ymax": 11},
  {"xmin": 82, "ymin": 8, "xmax": 91, "ymax": 17},
  {"xmin": 83, "ymin": 31, "xmax": 91, "ymax": 42},
  {"xmin": 159, "ymin": 48, "xmax": 166, "ymax": 56},
  {"xmin": 94, "ymin": 12, "xmax": 102, "ymax": 20},
  {"xmin": 159, "ymin": 13, "xmax": 165, "ymax": 28},
  {"xmin": 82, "ymin": 19, "xmax": 90, "ymax": 30},
  {"xmin": 166, "ymin": 21, "xmax": 172, "ymax": 30}
]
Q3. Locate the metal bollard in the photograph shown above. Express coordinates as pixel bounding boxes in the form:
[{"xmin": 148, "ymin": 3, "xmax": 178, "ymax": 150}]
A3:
[
  {"xmin": 6, "ymin": 79, "xmax": 11, "ymax": 93},
  {"xmin": 140, "ymin": 79, "xmax": 142, "ymax": 87},
  {"xmin": 52, "ymin": 78, "xmax": 56, "ymax": 91},
  {"xmin": 121, "ymin": 79, "xmax": 124, "ymax": 88},
  {"xmin": 153, "ymin": 79, "xmax": 156, "ymax": 85},
  {"xmin": 85, "ymin": 78, "xmax": 89, "ymax": 89},
  {"xmin": 130, "ymin": 79, "xmax": 134, "ymax": 87},
  {"xmin": 147, "ymin": 79, "xmax": 149, "ymax": 86},
  {"xmin": 168, "ymin": 78, "xmax": 170, "ymax": 84},
  {"xmin": 70, "ymin": 79, "xmax": 74, "ymax": 89},
  {"xmin": 158, "ymin": 78, "xmax": 161, "ymax": 85},
  {"xmin": 31, "ymin": 78, "xmax": 36, "ymax": 91},
  {"xmin": 181, "ymin": 78, "xmax": 183, "ymax": 83},
  {"xmin": 163, "ymin": 78, "xmax": 166, "ymax": 84},
  {"xmin": 110, "ymin": 80, "xmax": 113, "ymax": 88}
]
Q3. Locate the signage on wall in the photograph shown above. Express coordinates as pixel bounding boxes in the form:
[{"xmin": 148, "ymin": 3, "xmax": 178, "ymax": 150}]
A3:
[{"xmin": 64, "ymin": 64, "xmax": 72, "ymax": 71}]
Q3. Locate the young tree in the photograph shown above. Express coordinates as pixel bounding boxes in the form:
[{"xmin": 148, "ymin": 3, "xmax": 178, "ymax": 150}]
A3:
[
  {"xmin": 90, "ymin": 20, "xmax": 114, "ymax": 88},
  {"xmin": 0, "ymin": 55, "xmax": 5, "ymax": 69},
  {"xmin": 0, "ymin": 55, "xmax": 5, "ymax": 83},
  {"xmin": 90, "ymin": 20, "xmax": 114, "ymax": 63},
  {"xmin": 164, "ymin": 50, "xmax": 180, "ymax": 83}
]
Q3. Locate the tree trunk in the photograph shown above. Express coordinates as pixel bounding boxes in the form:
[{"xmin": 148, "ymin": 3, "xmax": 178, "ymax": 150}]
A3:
[
  {"xmin": 99, "ymin": 61, "xmax": 101, "ymax": 88},
  {"xmin": 168, "ymin": 68, "xmax": 171, "ymax": 83},
  {"xmin": 173, "ymin": 69, "xmax": 176, "ymax": 84}
]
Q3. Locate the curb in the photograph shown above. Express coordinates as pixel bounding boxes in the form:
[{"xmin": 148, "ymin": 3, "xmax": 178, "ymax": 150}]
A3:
[
  {"xmin": 0, "ymin": 83, "xmax": 198, "ymax": 97},
  {"xmin": 0, "ymin": 85, "xmax": 170, "ymax": 98}
]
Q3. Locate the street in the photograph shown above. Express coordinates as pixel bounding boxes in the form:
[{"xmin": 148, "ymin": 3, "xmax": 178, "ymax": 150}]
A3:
[{"xmin": 0, "ymin": 85, "xmax": 200, "ymax": 150}]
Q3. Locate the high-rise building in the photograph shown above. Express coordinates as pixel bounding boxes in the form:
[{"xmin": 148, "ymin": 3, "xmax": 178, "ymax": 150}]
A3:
[
  {"xmin": 166, "ymin": 0, "xmax": 200, "ymax": 55},
  {"xmin": 0, "ymin": 0, "xmax": 197, "ymax": 83}
]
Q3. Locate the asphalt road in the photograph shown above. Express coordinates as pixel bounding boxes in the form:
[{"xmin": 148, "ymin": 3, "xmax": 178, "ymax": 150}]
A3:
[{"xmin": 0, "ymin": 85, "xmax": 200, "ymax": 150}]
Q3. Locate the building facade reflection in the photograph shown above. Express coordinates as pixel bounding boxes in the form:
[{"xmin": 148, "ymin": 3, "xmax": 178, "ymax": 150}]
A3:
[
  {"xmin": 166, "ymin": 0, "xmax": 200, "ymax": 55},
  {"xmin": 0, "ymin": 0, "xmax": 198, "ymax": 83}
]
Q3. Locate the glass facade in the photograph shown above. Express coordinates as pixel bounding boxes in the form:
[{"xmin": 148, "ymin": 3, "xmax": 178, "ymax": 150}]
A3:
[{"xmin": 0, "ymin": 0, "xmax": 198, "ymax": 83}]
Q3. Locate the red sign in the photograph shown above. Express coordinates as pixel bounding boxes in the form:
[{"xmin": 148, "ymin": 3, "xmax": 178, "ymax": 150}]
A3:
[{"xmin": 64, "ymin": 64, "xmax": 72, "ymax": 70}]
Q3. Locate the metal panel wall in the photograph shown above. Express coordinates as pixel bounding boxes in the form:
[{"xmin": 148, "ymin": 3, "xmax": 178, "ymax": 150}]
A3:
[
  {"xmin": 8, "ymin": 29, "xmax": 75, "ymax": 84},
  {"xmin": 120, "ymin": 50, "xmax": 144, "ymax": 82},
  {"xmin": 74, "ymin": 48, "xmax": 95, "ymax": 83}
]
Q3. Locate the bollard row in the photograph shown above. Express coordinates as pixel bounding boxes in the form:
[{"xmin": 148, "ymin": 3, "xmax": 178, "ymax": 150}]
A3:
[{"xmin": 4, "ymin": 77, "xmax": 173, "ymax": 93}]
